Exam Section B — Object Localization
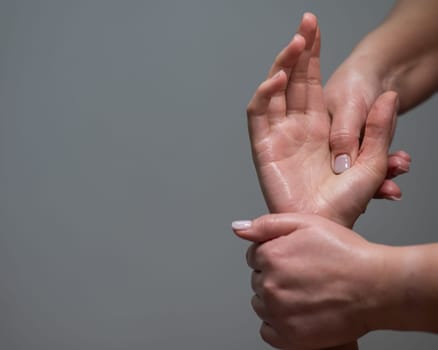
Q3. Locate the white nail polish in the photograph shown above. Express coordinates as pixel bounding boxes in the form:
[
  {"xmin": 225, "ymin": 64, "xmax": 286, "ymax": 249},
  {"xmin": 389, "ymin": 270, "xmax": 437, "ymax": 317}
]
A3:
[
  {"xmin": 232, "ymin": 220, "xmax": 252, "ymax": 230},
  {"xmin": 334, "ymin": 154, "xmax": 351, "ymax": 174}
]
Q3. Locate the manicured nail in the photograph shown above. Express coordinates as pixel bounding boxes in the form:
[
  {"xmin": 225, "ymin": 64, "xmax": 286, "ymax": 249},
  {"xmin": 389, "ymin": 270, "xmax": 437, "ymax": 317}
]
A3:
[
  {"xmin": 334, "ymin": 154, "xmax": 351, "ymax": 174},
  {"xmin": 232, "ymin": 220, "xmax": 252, "ymax": 230}
]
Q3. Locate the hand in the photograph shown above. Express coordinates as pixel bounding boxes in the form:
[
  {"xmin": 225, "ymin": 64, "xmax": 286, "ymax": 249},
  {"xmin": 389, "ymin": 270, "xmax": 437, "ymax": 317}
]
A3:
[
  {"xmin": 246, "ymin": 13, "xmax": 402, "ymax": 228},
  {"xmin": 232, "ymin": 213, "xmax": 387, "ymax": 350},
  {"xmin": 325, "ymin": 0, "xmax": 438, "ymax": 194},
  {"xmin": 324, "ymin": 54, "xmax": 382, "ymax": 162},
  {"xmin": 324, "ymin": 52, "xmax": 410, "ymax": 199}
]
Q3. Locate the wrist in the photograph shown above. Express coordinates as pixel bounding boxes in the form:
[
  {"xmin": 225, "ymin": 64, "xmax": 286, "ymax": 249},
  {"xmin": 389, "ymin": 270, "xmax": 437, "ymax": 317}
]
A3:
[
  {"xmin": 364, "ymin": 244, "xmax": 438, "ymax": 333},
  {"xmin": 348, "ymin": 24, "xmax": 438, "ymax": 113},
  {"xmin": 312, "ymin": 208, "xmax": 355, "ymax": 230},
  {"xmin": 361, "ymin": 244, "xmax": 408, "ymax": 331},
  {"xmin": 394, "ymin": 245, "xmax": 438, "ymax": 332}
]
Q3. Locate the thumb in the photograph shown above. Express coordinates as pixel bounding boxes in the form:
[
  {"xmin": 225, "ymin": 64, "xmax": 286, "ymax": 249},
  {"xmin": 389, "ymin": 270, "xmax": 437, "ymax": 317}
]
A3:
[
  {"xmin": 355, "ymin": 91, "xmax": 398, "ymax": 174},
  {"xmin": 329, "ymin": 101, "xmax": 367, "ymax": 174},
  {"xmin": 232, "ymin": 213, "xmax": 308, "ymax": 243},
  {"xmin": 345, "ymin": 91, "xmax": 398, "ymax": 205}
]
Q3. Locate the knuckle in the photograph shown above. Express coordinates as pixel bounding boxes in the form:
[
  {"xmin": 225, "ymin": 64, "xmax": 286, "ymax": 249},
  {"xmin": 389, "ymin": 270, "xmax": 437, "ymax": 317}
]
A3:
[
  {"xmin": 306, "ymin": 76, "xmax": 322, "ymax": 86},
  {"xmin": 259, "ymin": 325, "xmax": 271, "ymax": 345},
  {"xmin": 246, "ymin": 101, "xmax": 257, "ymax": 116},
  {"xmin": 257, "ymin": 214, "xmax": 271, "ymax": 234},
  {"xmin": 330, "ymin": 129, "xmax": 360, "ymax": 151},
  {"xmin": 255, "ymin": 244, "xmax": 276, "ymax": 268},
  {"xmin": 245, "ymin": 245, "xmax": 255, "ymax": 268},
  {"xmin": 251, "ymin": 271, "xmax": 259, "ymax": 293},
  {"xmin": 261, "ymin": 242, "xmax": 285, "ymax": 266},
  {"xmin": 253, "ymin": 243, "xmax": 269, "ymax": 266},
  {"xmin": 247, "ymin": 80, "xmax": 272, "ymax": 114},
  {"xmin": 251, "ymin": 295, "xmax": 267, "ymax": 321},
  {"xmin": 250, "ymin": 295, "xmax": 259, "ymax": 312},
  {"xmin": 259, "ymin": 324, "xmax": 283, "ymax": 349},
  {"xmin": 261, "ymin": 277, "xmax": 278, "ymax": 297}
]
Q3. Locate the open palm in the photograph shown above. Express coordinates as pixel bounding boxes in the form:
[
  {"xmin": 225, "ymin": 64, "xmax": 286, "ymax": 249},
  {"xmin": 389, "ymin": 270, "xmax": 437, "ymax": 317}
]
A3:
[{"xmin": 247, "ymin": 14, "xmax": 399, "ymax": 229}]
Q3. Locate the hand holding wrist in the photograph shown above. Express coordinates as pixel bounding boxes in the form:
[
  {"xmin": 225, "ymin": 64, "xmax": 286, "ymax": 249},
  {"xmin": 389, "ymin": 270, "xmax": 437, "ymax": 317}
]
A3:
[{"xmin": 233, "ymin": 214, "xmax": 397, "ymax": 347}]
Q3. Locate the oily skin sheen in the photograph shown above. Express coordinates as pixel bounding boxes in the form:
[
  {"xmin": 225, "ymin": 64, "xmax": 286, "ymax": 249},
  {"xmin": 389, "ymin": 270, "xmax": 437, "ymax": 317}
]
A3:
[
  {"xmin": 236, "ymin": 1, "xmax": 438, "ymax": 348},
  {"xmin": 246, "ymin": 13, "xmax": 400, "ymax": 229}
]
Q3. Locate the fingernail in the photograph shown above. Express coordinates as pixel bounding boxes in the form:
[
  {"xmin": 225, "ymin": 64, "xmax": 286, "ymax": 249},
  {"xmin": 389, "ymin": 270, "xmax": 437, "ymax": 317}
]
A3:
[
  {"xmin": 232, "ymin": 220, "xmax": 252, "ymax": 230},
  {"xmin": 392, "ymin": 166, "xmax": 410, "ymax": 176},
  {"xmin": 334, "ymin": 154, "xmax": 351, "ymax": 174},
  {"xmin": 388, "ymin": 195, "xmax": 402, "ymax": 201}
]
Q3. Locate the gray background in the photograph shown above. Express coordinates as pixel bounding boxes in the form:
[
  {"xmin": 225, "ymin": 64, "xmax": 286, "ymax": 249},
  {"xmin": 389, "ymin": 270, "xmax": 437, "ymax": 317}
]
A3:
[{"xmin": 0, "ymin": 1, "xmax": 436, "ymax": 349}]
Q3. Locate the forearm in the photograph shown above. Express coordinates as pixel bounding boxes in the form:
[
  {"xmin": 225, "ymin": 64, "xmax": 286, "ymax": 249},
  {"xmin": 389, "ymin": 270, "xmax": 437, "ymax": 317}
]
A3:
[
  {"xmin": 348, "ymin": 0, "xmax": 438, "ymax": 112},
  {"xmin": 369, "ymin": 243, "xmax": 438, "ymax": 333}
]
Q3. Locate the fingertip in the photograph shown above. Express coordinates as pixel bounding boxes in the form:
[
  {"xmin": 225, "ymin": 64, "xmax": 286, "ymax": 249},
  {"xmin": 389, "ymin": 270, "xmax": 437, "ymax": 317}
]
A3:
[
  {"xmin": 329, "ymin": 129, "xmax": 360, "ymax": 174},
  {"xmin": 247, "ymin": 73, "xmax": 286, "ymax": 117},
  {"xmin": 374, "ymin": 180, "xmax": 402, "ymax": 200},
  {"xmin": 387, "ymin": 155, "xmax": 410, "ymax": 178},
  {"xmin": 334, "ymin": 154, "xmax": 351, "ymax": 174},
  {"xmin": 298, "ymin": 12, "xmax": 318, "ymax": 50},
  {"xmin": 271, "ymin": 69, "xmax": 286, "ymax": 81},
  {"xmin": 328, "ymin": 108, "xmax": 363, "ymax": 165},
  {"xmin": 399, "ymin": 151, "xmax": 411, "ymax": 162},
  {"xmin": 266, "ymin": 69, "xmax": 288, "ymax": 94},
  {"xmin": 232, "ymin": 220, "xmax": 252, "ymax": 232},
  {"xmin": 232, "ymin": 220, "xmax": 263, "ymax": 243},
  {"xmin": 291, "ymin": 33, "xmax": 306, "ymax": 49},
  {"xmin": 391, "ymin": 150, "xmax": 411, "ymax": 162},
  {"xmin": 303, "ymin": 12, "xmax": 318, "ymax": 25}
]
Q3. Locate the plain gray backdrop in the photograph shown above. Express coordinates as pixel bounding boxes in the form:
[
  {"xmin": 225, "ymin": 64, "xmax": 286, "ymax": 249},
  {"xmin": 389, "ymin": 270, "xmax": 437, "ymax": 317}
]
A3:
[{"xmin": 0, "ymin": 1, "xmax": 437, "ymax": 349}]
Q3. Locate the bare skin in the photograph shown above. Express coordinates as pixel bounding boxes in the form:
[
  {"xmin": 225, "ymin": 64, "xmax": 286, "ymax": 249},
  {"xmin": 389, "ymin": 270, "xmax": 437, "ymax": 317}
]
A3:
[
  {"xmin": 243, "ymin": 12, "xmax": 405, "ymax": 350},
  {"xmin": 246, "ymin": 13, "xmax": 401, "ymax": 229},
  {"xmin": 232, "ymin": 213, "xmax": 438, "ymax": 349},
  {"xmin": 326, "ymin": 0, "xmax": 438, "ymax": 180},
  {"xmin": 234, "ymin": 214, "xmax": 375, "ymax": 349},
  {"xmin": 236, "ymin": 4, "xmax": 438, "ymax": 348}
]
